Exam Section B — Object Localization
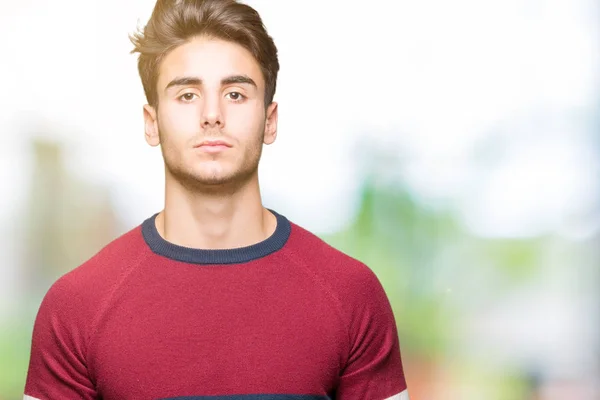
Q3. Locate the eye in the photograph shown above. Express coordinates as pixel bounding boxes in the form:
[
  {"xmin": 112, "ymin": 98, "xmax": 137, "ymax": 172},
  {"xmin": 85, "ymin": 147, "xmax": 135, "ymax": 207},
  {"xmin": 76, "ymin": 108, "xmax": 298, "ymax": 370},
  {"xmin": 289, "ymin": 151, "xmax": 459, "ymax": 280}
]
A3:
[
  {"xmin": 226, "ymin": 92, "xmax": 245, "ymax": 102},
  {"xmin": 179, "ymin": 93, "xmax": 198, "ymax": 102}
]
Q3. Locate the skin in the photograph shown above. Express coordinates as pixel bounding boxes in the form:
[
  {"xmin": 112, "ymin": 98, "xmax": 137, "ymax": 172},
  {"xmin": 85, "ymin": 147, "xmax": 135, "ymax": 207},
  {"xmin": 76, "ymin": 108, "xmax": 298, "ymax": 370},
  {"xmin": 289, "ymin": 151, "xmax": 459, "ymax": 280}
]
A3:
[{"xmin": 143, "ymin": 35, "xmax": 279, "ymax": 250}]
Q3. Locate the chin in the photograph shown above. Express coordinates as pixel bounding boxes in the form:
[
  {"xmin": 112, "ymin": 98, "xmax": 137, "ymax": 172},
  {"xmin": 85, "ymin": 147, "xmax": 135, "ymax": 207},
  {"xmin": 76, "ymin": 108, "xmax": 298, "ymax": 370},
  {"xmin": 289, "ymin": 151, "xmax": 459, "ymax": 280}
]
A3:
[
  {"xmin": 193, "ymin": 165, "xmax": 236, "ymax": 184},
  {"xmin": 194, "ymin": 174, "xmax": 235, "ymax": 186},
  {"xmin": 184, "ymin": 169, "xmax": 257, "ymax": 190},
  {"xmin": 166, "ymin": 159, "xmax": 259, "ymax": 190}
]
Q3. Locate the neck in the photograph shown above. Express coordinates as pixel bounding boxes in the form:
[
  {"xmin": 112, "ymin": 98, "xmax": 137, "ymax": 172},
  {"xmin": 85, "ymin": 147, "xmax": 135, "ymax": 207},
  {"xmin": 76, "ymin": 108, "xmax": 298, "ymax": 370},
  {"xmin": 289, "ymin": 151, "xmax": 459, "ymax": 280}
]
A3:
[{"xmin": 156, "ymin": 172, "xmax": 276, "ymax": 250}]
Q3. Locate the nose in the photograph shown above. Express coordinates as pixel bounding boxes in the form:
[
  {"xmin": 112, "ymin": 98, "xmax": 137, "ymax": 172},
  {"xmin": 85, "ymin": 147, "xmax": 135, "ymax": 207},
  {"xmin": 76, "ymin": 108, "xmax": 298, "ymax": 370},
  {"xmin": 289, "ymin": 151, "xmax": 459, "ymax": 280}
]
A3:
[{"xmin": 201, "ymin": 94, "xmax": 223, "ymax": 128}]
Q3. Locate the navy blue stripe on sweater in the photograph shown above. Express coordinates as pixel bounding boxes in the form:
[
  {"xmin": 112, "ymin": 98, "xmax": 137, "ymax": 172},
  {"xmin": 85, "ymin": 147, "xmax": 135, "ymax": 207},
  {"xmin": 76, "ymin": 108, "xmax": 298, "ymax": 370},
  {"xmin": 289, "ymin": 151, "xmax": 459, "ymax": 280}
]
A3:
[{"xmin": 160, "ymin": 395, "xmax": 331, "ymax": 400}]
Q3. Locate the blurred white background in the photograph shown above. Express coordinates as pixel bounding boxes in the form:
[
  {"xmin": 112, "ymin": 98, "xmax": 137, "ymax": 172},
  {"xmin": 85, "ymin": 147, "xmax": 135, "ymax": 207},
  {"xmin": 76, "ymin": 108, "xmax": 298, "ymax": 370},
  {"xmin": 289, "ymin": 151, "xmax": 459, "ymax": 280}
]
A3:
[{"xmin": 1, "ymin": 0, "xmax": 599, "ymax": 398}]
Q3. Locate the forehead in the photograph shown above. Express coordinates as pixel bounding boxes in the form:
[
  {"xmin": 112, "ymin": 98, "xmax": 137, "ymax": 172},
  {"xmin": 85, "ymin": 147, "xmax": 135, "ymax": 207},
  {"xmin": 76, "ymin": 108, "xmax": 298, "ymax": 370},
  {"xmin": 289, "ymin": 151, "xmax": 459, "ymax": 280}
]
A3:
[{"xmin": 158, "ymin": 36, "xmax": 264, "ymax": 90}]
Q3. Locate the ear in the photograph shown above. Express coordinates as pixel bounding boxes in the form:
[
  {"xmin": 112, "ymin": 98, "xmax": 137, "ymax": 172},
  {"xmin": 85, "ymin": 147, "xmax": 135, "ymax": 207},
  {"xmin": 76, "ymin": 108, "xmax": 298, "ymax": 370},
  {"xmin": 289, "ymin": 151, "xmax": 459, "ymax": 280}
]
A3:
[
  {"xmin": 263, "ymin": 102, "xmax": 278, "ymax": 145},
  {"xmin": 143, "ymin": 104, "xmax": 160, "ymax": 147}
]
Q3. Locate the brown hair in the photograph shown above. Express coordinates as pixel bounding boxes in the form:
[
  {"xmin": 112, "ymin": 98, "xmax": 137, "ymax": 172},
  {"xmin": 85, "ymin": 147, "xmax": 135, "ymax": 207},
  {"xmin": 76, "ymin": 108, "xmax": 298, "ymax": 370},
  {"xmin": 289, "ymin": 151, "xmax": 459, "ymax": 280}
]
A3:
[{"xmin": 129, "ymin": 0, "xmax": 279, "ymax": 108}]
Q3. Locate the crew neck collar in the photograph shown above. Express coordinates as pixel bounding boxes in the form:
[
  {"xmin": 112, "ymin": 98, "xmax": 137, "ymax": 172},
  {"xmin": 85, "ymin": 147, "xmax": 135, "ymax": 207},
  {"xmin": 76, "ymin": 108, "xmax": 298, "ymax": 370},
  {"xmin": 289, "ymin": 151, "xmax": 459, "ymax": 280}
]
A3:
[{"xmin": 141, "ymin": 209, "xmax": 291, "ymax": 265}]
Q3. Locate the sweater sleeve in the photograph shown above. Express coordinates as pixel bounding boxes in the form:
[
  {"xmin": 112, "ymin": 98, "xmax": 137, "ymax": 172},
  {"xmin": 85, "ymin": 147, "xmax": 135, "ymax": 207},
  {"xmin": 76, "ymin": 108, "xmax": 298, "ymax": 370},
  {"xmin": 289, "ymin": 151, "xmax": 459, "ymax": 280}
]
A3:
[
  {"xmin": 336, "ymin": 267, "xmax": 409, "ymax": 400},
  {"xmin": 24, "ymin": 275, "xmax": 98, "ymax": 400}
]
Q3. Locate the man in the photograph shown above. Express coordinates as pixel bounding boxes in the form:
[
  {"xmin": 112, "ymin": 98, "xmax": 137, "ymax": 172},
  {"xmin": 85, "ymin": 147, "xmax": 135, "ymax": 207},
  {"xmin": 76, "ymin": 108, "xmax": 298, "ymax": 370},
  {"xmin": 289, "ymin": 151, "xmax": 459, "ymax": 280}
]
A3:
[{"xmin": 23, "ymin": 0, "xmax": 409, "ymax": 399}]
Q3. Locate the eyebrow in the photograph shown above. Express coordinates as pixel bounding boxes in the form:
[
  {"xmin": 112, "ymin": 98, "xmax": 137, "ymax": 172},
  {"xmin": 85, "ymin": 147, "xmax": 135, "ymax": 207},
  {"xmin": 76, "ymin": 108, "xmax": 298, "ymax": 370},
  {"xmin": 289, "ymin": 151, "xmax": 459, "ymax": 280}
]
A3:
[{"xmin": 164, "ymin": 75, "xmax": 257, "ymax": 93}]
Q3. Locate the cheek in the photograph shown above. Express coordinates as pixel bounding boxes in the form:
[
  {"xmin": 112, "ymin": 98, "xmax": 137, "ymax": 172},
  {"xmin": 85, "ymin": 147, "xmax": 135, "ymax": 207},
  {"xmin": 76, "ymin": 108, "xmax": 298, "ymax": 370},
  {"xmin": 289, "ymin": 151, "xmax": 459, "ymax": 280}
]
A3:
[
  {"xmin": 159, "ymin": 104, "xmax": 200, "ymax": 139},
  {"xmin": 226, "ymin": 105, "xmax": 265, "ymax": 138}
]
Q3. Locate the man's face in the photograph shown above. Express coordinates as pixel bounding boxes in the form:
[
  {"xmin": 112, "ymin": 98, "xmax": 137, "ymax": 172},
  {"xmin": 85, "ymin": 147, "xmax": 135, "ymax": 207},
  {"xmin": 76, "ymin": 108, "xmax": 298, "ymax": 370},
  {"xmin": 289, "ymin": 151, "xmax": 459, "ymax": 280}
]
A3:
[{"xmin": 144, "ymin": 36, "xmax": 278, "ymax": 190}]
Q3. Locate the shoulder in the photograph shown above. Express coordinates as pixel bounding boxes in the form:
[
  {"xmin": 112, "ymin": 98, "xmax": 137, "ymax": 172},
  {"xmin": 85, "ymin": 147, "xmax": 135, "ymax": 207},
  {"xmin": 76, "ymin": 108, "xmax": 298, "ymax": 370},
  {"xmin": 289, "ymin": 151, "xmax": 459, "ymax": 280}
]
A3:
[
  {"xmin": 283, "ymin": 220, "xmax": 400, "ymax": 367},
  {"xmin": 284, "ymin": 221, "xmax": 386, "ymax": 302},
  {"xmin": 25, "ymin": 223, "xmax": 149, "ymax": 398},
  {"xmin": 38, "ymin": 223, "xmax": 148, "ymax": 325},
  {"xmin": 59, "ymin": 223, "xmax": 146, "ymax": 289}
]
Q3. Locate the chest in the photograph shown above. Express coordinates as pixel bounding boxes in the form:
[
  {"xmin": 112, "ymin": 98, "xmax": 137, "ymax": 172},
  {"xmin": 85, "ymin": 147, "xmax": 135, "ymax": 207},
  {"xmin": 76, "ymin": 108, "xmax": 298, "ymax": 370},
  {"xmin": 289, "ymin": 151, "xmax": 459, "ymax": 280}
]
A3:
[{"xmin": 89, "ymin": 270, "xmax": 345, "ymax": 399}]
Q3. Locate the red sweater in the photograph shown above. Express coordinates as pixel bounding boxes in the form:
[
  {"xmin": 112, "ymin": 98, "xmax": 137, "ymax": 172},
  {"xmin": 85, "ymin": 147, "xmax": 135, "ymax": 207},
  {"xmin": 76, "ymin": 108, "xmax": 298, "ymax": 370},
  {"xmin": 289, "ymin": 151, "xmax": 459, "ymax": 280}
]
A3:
[{"xmin": 24, "ymin": 210, "xmax": 408, "ymax": 400}]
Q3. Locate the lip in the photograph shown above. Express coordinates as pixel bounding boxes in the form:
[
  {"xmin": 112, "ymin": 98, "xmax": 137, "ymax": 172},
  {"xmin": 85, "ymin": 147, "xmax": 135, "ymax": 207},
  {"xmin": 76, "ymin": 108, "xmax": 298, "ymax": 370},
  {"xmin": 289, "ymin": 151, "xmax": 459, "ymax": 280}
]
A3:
[{"xmin": 194, "ymin": 140, "xmax": 232, "ymax": 153}]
